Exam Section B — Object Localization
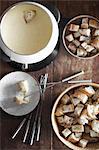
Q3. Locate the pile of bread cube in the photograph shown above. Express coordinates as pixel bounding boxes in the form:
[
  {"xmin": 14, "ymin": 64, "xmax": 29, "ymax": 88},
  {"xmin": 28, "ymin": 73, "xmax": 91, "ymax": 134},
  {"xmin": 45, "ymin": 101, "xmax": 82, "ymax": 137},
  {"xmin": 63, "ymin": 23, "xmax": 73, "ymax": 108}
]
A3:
[
  {"xmin": 55, "ymin": 86, "xmax": 99, "ymax": 148},
  {"xmin": 65, "ymin": 17, "xmax": 99, "ymax": 57}
]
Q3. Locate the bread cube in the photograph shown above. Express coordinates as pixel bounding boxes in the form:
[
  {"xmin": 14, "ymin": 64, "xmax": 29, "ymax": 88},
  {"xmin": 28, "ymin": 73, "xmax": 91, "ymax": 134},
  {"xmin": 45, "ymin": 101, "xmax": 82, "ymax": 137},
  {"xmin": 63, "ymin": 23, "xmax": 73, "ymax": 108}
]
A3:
[
  {"xmin": 73, "ymin": 91, "xmax": 88, "ymax": 104},
  {"xmin": 81, "ymin": 42, "xmax": 87, "ymax": 49},
  {"xmin": 61, "ymin": 94, "xmax": 70, "ymax": 105},
  {"xmin": 69, "ymin": 24, "xmax": 79, "ymax": 32},
  {"xmin": 57, "ymin": 116, "xmax": 64, "ymax": 125},
  {"xmin": 74, "ymin": 104, "xmax": 84, "ymax": 116},
  {"xmin": 87, "ymin": 104, "xmax": 97, "ymax": 119},
  {"xmin": 91, "ymin": 37, "xmax": 99, "ymax": 49},
  {"xmin": 81, "ymin": 18, "xmax": 88, "ymax": 29},
  {"xmin": 79, "ymin": 29, "xmax": 91, "ymax": 37},
  {"xmin": 62, "ymin": 104, "xmax": 74, "ymax": 113},
  {"xmin": 89, "ymin": 19, "xmax": 99, "ymax": 28},
  {"xmin": 81, "ymin": 86, "xmax": 95, "ymax": 97},
  {"xmin": 75, "ymin": 132, "xmax": 82, "ymax": 138},
  {"xmin": 62, "ymin": 128, "xmax": 71, "ymax": 138},
  {"xmin": 71, "ymin": 98, "xmax": 80, "ymax": 106},
  {"xmin": 17, "ymin": 80, "xmax": 29, "ymax": 94},
  {"xmin": 93, "ymin": 29, "xmax": 99, "ymax": 36},
  {"xmin": 55, "ymin": 105, "xmax": 64, "ymax": 116},
  {"xmin": 77, "ymin": 47, "xmax": 87, "ymax": 57},
  {"xmin": 85, "ymin": 45, "xmax": 94, "ymax": 52},
  {"xmin": 66, "ymin": 34, "xmax": 74, "ymax": 42},
  {"xmin": 79, "ymin": 139, "xmax": 88, "ymax": 148},
  {"xmin": 90, "ymin": 130, "xmax": 99, "ymax": 137},
  {"xmin": 72, "ymin": 124, "xmax": 84, "ymax": 133},
  {"xmin": 73, "ymin": 32, "xmax": 81, "ymax": 38},
  {"xmin": 82, "ymin": 18, "xmax": 88, "ymax": 23},
  {"xmin": 68, "ymin": 133, "xmax": 80, "ymax": 143},
  {"xmin": 15, "ymin": 92, "xmax": 29, "ymax": 104},
  {"xmin": 64, "ymin": 115, "xmax": 73, "ymax": 125},
  {"xmin": 73, "ymin": 39, "xmax": 80, "ymax": 47},
  {"xmin": 91, "ymin": 120, "xmax": 99, "ymax": 133},
  {"xmin": 68, "ymin": 43, "xmax": 77, "ymax": 53},
  {"xmin": 79, "ymin": 36, "xmax": 89, "ymax": 41}
]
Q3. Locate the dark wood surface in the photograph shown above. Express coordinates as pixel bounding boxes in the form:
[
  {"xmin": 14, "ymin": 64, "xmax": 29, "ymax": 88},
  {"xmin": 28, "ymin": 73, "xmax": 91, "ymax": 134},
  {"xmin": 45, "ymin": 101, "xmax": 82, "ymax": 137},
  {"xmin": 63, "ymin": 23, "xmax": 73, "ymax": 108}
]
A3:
[{"xmin": 0, "ymin": 0, "xmax": 99, "ymax": 150}]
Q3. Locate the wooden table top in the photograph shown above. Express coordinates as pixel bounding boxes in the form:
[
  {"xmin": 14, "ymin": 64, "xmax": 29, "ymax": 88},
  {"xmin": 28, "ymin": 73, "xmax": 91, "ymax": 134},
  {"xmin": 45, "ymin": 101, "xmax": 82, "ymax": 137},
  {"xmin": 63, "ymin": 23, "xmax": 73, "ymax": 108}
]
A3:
[{"xmin": 0, "ymin": 0, "xmax": 99, "ymax": 150}]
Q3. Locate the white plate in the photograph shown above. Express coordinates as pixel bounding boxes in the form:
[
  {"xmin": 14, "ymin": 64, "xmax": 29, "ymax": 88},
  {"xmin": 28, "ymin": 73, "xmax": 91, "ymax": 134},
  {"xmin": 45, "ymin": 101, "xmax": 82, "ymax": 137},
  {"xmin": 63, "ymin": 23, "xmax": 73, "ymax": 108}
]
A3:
[{"xmin": 0, "ymin": 71, "xmax": 40, "ymax": 116}]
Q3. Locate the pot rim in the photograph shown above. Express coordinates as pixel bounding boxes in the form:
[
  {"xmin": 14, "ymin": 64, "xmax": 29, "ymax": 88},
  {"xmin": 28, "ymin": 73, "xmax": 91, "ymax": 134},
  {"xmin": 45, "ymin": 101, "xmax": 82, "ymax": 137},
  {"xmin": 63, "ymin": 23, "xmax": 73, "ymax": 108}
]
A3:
[{"xmin": 0, "ymin": 1, "xmax": 59, "ymax": 64}]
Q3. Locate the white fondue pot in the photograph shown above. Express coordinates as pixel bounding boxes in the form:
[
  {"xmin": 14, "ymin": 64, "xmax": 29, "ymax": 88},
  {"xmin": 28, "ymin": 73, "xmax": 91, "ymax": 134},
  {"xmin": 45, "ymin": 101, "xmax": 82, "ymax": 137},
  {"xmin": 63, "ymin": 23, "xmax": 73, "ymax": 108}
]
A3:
[{"xmin": 0, "ymin": 1, "xmax": 59, "ymax": 69}]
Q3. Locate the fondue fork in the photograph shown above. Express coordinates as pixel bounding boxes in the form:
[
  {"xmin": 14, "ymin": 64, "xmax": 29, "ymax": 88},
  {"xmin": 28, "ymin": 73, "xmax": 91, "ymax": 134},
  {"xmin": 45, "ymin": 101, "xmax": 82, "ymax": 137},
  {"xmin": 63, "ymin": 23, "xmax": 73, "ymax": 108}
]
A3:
[
  {"xmin": 12, "ymin": 115, "xmax": 29, "ymax": 139},
  {"xmin": 30, "ymin": 73, "xmax": 48, "ymax": 145},
  {"xmin": 25, "ymin": 70, "xmax": 85, "ymax": 98}
]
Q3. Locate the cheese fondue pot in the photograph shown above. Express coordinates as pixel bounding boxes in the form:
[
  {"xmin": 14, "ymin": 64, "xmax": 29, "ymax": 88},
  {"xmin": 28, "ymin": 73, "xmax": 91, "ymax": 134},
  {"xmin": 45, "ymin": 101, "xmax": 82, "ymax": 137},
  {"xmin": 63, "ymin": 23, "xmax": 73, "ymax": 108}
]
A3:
[{"xmin": 0, "ymin": 1, "xmax": 59, "ymax": 69}]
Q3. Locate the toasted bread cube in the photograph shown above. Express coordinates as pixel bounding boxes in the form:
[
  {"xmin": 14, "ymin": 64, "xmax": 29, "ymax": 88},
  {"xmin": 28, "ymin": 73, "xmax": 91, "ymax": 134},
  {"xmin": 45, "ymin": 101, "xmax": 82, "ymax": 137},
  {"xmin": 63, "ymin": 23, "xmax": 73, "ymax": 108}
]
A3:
[
  {"xmin": 69, "ymin": 24, "xmax": 79, "ymax": 32},
  {"xmin": 62, "ymin": 128, "xmax": 71, "ymax": 138},
  {"xmin": 85, "ymin": 86, "xmax": 95, "ymax": 96},
  {"xmin": 72, "ymin": 124, "xmax": 84, "ymax": 133},
  {"xmin": 24, "ymin": 10, "xmax": 36, "ymax": 23},
  {"xmin": 62, "ymin": 104, "xmax": 74, "ymax": 113},
  {"xmin": 85, "ymin": 45, "xmax": 94, "ymax": 52},
  {"xmin": 79, "ymin": 29, "xmax": 91, "ymax": 37},
  {"xmin": 77, "ymin": 47, "xmax": 87, "ymax": 57},
  {"xmin": 79, "ymin": 115, "xmax": 88, "ymax": 125},
  {"xmin": 17, "ymin": 80, "xmax": 29, "ymax": 94},
  {"xmin": 91, "ymin": 120, "xmax": 99, "ymax": 133},
  {"xmin": 79, "ymin": 139, "xmax": 88, "ymax": 148},
  {"xmin": 55, "ymin": 105, "xmax": 64, "ymax": 116},
  {"xmin": 87, "ymin": 105, "xmax": 97, "ymax": 119},
  {"xmin": 61, "ymin": 94, "xmax": 70, "ymax": 105},
  {"xmin": 79, "ymin": 36, "xmax": 89, "ymax": 41},
  {"xmin": 81, "ymin": 42, "xmax": 87, "ymax": 49},
  {"xmin": 68, "ymin": 43, "xmax": 77, "ymax": 53},
  {"xmin": 82, "ymin": 18, "xmax": 88, "ymax": 24},
  {"xmin": 73, "ymin": 39, "xmax": 80, "ymax": 47},
  {"xmin": 91, "ymin": 37, "xmax": 99, "ymax": 49},
  {"xmin": 68, "ymin": 133, "xmax": 80, "ymax": 143},
  {"xmin": 75, "ymin": 132, "xmax": 82, "ymax": 138},
  {"xmin": 64, "ymin": 115, "xmax": 73, "ymax": 125},
  {"xmin": 73, "ymin": 32, "xmax": 81, "ymax": 38},
  {"xmin": 81, "ymin": 18, "xmax": 88, "ymax": 29},
  {"xmin": 90, "ymin": 130, "xmax": 99, "ymax": 137},
  {"xmin": 81, "ymin": 86, "xmax": 95, "ymax": 97},
  {"xmin": 74, "ymin": 104, "xmax": 84, "ymax": 116},
  {"xmin": 93, "ymin": 29, "xmax": 99, "ymax": 36},
  {"xmin": 57, "ymin": 116, "xmax": 64, "ymax": 125},
  {"xmin": 81, "ymin": 23, "xmax": 88, "ymax": 29},
  {"xmin": 15, "ymin": 92, "xmax": 29, "ymax": 104},
  {"xmin": 66, "ymin": 34, "xmax": 74, "ymax": 42},
  {"xmin": 74, "ymin": 91, "xmax": 88, "ymax": 104},
  {"xmin": 71, "ymin": 98, "xmax": 80, "ymax": 106},
  {"xmin": 89, "ymin": 19, "xmax": 99, "ymax": 28},
  {"xmin": 78, "ymin": 109, "xmax": 91, "ymax": 125}
]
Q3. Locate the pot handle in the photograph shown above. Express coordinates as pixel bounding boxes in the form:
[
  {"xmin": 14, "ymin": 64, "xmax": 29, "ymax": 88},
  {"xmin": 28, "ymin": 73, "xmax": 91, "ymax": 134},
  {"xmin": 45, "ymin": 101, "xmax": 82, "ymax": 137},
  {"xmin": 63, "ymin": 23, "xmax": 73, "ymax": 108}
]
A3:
[{"xmin": 22, "ymin": 64, "xmax": 28, "ymax": 70}]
